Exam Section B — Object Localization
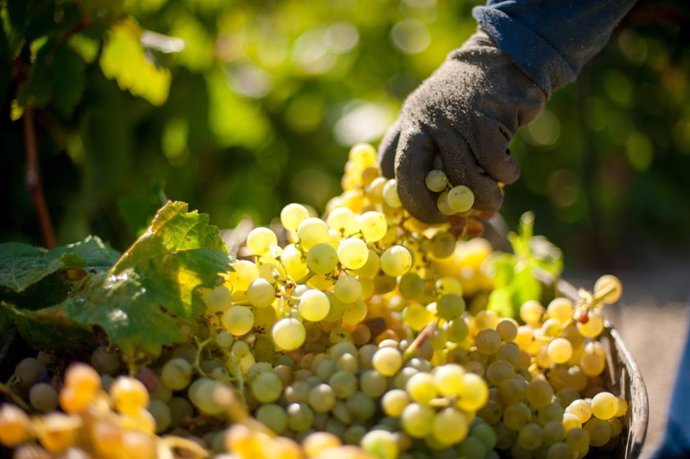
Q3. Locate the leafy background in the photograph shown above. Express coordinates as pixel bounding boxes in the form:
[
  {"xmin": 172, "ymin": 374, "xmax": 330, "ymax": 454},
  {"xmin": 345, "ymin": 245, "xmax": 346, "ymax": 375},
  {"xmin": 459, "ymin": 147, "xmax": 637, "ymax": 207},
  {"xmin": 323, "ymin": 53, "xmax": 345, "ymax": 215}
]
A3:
[{"xmin": 1, "ymin": 0, "xmax": 690, "ymax": 269}]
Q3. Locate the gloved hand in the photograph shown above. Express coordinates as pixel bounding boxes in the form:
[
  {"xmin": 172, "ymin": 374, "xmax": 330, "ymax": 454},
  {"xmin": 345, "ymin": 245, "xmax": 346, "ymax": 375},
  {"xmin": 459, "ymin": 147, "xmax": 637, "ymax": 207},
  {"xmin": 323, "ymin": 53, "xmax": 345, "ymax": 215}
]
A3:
[{"xmin": 379, "ymin": 29, "xmax": 548, "ymax": 223}]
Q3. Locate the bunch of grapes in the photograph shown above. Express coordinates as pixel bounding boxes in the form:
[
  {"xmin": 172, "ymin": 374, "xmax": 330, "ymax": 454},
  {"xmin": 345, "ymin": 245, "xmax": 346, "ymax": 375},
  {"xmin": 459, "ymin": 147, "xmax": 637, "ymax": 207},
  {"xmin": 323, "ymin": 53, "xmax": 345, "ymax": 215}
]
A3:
[{"xmin": 0, "ymin": 144, "xmax": 628, "ymax": 459}]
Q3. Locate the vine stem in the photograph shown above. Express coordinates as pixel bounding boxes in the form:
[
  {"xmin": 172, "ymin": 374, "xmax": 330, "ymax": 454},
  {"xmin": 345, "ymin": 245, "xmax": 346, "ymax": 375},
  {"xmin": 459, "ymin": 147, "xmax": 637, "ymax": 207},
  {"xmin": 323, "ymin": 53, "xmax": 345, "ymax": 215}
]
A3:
[{"xmin": 23, "ymin": 107, "xmax": 56, "ymax": 249}]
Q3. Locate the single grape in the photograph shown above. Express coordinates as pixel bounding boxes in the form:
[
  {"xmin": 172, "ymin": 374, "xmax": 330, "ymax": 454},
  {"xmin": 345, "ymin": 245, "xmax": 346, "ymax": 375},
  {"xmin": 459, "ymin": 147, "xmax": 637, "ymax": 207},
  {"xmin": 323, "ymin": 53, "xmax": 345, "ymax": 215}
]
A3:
[
  {"xmin": 15, "ymin": 357, "xmax": 45, "ymax": 386},
  {"xmin": 406, "ymin": 372, "xmax": 437, "ymax": 405},
  {"xmin": 433, "ymin": 407, "xmax": 469, "ymax": 446},
  {"xmin": 547, "ymin": 338, "xmax": 573, "ymax": 364},
  {"xmin": 382, "ymin": 179, "xmax": 402, "ymax": 208},
  {"xmin": 228, "ymin": 260, "xmax": 260, "ymax": 292},
  {"xmin": 372, "ymin": 347, "xmax": 403, "ymax": 377},
  {"xmin": 457, "ymin": 373, "xmax": 489, "ymax": 412},
  {"xmin": 308, "ymin": 384, "xmax": 337, "ymax": 413},
  {"xmin": 380, "ymin": 245, "xmax": 412, "ymax": 277},
  {"xmin": 399, "ymin": 272, "xmax": 425, "ymax": 299},
  {"xmin": 246, "ymin": 278, "xmax": 276, "ymax": 308},
  {"xmin": 29, "ymin": 382, "xmax": 59, "ymax": 412},
  {"xmin": 251, "ymin": 371, "xmax": 283, "ymax": 403},
  {"xmin": 0, "ymin": 404, "xmax": 31, "ymax": 447},
  {"xmin": 246, "ymin": 227, "xmax": 278, "ymax": 256},
  {"xmin": 425, "ymin": 169, "xmax": 448, "ymax": 193},
  {"xmin": 281, "ymin": 203, "xmax": 310, "ymax": 231},
  {"xmin": 334, "ymin": 275, "xmax": 363, "ymax": 303},
  {"xmin": 327, "ymin": 207, "xmax": 360, "ymax": 235},
  {"xmin": 429, "ymin": 231, "xmax": 456, "ymax": 258},
  {"xmin": 298, "ymin": 289, "xmax": 330, "ymax": 322},
  {"xmin": 437, "ymin": 293, "xmax": 466, "ymax": 320},
  {"xmin": 594, "ymin": 274, "xmax": 623, "ymax": 304},
  {"xmin": 306, "ymin": 243, "xmax": 338, "ymax": 274},
  {"xmin": 400, "ymin": 403, "xmax": 434, "ymax": 438},
  {"xmin": 272, "ymin": 318, "xmax": 306, "ymax": 351},
  {"xmin": 447, "ymin": 185, "xmax": 475, "ymax": 212},
  {"xmin": 110, "ymin": 376, "xmax": 149, "ymax": 415},
  {"xmin": 298, "ymin": 217, "xmax": 330, "ymax": 250},
  {"xmin": 188, "ymin": 378, "xmax": 223, "ymax": 415},
  {"xmin": 256, "ymin": 403, "xmax": 288, "ymax": 434},
  {"xmin": 361, "ymin": 429, "xmax": 398, "ymax": 459},
  {"xmin": 222, "ymin": 305, "xmax": 255, "ymax": 336},
  {"xmin": 337, "ymin": 237, "xmax": 370, "ymax": 269},
  {"xmin": 287, "ymin": 403, "xmax": 314, "ymax": 432},
  {"xmin": 90, "ymin": 346, "xmax": 121, "ymax": 375},
  {"xmin": 147, "ymin": 399, "xmax": 171, "ymax": 433},
  {"xmin": 591, "ymin": 392, "xmax": 619, "ymax": 420}
]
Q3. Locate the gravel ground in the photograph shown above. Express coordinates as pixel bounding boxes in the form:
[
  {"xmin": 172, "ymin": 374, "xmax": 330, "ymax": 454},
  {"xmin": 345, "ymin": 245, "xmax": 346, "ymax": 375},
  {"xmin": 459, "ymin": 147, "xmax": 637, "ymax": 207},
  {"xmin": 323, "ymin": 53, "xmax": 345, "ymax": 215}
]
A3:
[{"xmin": 569, "ymin": 254, "xmax": 690, "ymax": 459}]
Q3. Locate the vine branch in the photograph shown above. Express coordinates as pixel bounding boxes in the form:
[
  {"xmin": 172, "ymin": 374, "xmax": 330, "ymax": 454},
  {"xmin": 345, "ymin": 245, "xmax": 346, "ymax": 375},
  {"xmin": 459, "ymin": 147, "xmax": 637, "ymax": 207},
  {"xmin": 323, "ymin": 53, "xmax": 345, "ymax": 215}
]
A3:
[{"xmin": 23, "ymin": 107, "xmax": 56, "ymax": 249}]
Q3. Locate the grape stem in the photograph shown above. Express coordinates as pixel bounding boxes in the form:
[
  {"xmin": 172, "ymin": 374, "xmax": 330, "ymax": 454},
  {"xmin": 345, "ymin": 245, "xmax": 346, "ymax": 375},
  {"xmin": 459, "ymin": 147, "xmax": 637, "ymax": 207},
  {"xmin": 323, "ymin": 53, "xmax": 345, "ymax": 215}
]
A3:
[
  {"xmin": 402, "ymin": 323, "xmax": 436, "ymax": 363},
  {"xmin": 0, "ymin": 382, "xmax": 31, "ymax": 411}
]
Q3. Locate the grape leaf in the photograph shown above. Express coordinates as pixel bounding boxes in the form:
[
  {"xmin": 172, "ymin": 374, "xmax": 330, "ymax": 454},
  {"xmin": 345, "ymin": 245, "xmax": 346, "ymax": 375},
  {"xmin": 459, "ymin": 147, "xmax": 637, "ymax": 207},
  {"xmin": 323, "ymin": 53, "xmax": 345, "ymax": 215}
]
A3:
[
  {"xmin": 0, "ymin": 303, "xmax": 94, "ymax": 351},
  {"xmin": 0, "ymin": 236, "xmax": 119, "ymax": 293},
  {"xmin": 62, "ymin": 201, "xmax": 232, "ymax": 357}
]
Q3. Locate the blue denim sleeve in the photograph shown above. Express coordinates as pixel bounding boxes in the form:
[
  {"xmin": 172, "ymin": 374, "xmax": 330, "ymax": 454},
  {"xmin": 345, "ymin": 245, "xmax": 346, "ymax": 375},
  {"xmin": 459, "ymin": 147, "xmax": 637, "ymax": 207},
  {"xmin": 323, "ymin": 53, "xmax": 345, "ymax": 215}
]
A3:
[{"xmin": 473, "ymin": 0, "xmax": 638, "ymax": 93}]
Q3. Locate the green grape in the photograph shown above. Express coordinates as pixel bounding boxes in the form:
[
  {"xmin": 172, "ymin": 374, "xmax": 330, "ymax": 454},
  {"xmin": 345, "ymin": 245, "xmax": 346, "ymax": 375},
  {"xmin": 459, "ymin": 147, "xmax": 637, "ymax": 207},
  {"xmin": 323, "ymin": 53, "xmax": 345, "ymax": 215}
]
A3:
[
  {"xmin": 432, "ymin": 407, "xmax": 469, "ymax": 446},
  {"xmin": 399, "ymin": 272, "xmax": 425, "ymax": 299},
  {"xmin": 329, "ymin": 340, "xmax": 358, "ymax": 360},
  {"xmin": 15, "ymin": 357, "xmax": 45, "ymax": 386},
  {"xmin": 337, "ymin": 237, "xmax": 370, "ymax": 269},
  {"xmin": 315, "ymin": 358, "xmax": 336, "ymax": 381},
  {"xmin": 334, "ymin": 275, "xmax": 363, "ymax": 303},
  {"xmin": 475, "ymin": 329, "xmax": 501, "ymax": 355},
  {"xmin": 215, "ymin": 331, "xmax": 234, "ymax": 349},
  {"xmin": 432, "ymin": 364, "xmax": 464, "ymax": 396},
  {"xmin": 520, "ymin": 300, "xmax": 544, "ymax": 324},
  {"xmin": 90, "ymin": 346, "xmax": 121, "ymax": 375},
  {"xmin": 228, "ymin": 260, "xmax": 260, "ymax": 292},
  {"xmin": 285, "ymin": 381, "xmax": 311, "ymax": 404},
  {"xmin": 565, "ymin": 427, "xmax": 590, "ymax": 455},
  {"xmin": 336, "ymin": 353, "xmax": 359, "ymax": 373},
  {"xmin": 609, "ymin": 417, "xmax": 623, "ymax": 437},
  {"xmin": 382, "ymin": 179, "xmax": 402, "ymax": 208},
  {"xmin": 498, "ymin": 378, "xmax": 526, "ymax": 405},
  {"xmin": 272, "ymin": 318, "xmax": 306, "ymax": 351},
  {"xmin": 281, "ymin": 203, "xmax": 310, "ymax": 231},
  {"xmin": 565, "ymin": 399, "xmax": 592, "ymax": 424},
  {"xmin": 406, "ymin": 372, "xmax": 437, "ymax": 405},
  {"xmin": 188, "ymin": 378, "xmax": 223, "ymax": 415},
  {"xmin": 201, "ymin": 285, "xmax": 233, "ymax": 314},
  {"xmin": 147, "ymin": 399, "xmax": 171, "ymax": 433},
  {"xmin": 309, "ymin": 384, "xmax": 336, "ymax": 413},
  {"xmin": 594, "ymin": 274, "xmax": 623, "ymax": 304},
  {"xmin": 251, "ymin": 372, "xmax": 283, "ymax": 403},
  {"xmin": 517, "ymin": 423, "xmax": 543, "ymax": 450},
  {"xmin": 150, "ymin": 380, "xmax": 172, "ymax": 402},
  {"xmin": 546, "ymin": 442, "xmax": 573, "ymax": 459},
  {"xmin": 546, "ymin": 338, "xmax": 572, "ymax": 364},
  {"xmin": 445, "ymin": 319, "xmax": 469, "ymax": 343},
  {"xmin": 447, "ymin": 185, "xmax": 474, "ymax": 212},
  {"xmin": 287, "ymin": 402, "xmax": 315, "ymax": 432},
  {"xmin": 354, "ymin": 249, "xmax": 380, "ymax": 278},
  {"xmin": 542, "ymin": 421, "xmax": 566, "ymax": 445},
  {"xmin": 437, "ymin": 191, "xmax": 455, "ymax": 216},
  {"xmin": 246, "ymin": 227, "xmax": 278, "ymax": 256},
  {"xmin": 436, "ymin": 276, "xmax": 463, "ymax": 295},
  {"xmin": 281, "ymin": 244, "xmax": 309, "ymax": 280},
  {"xmin": 486, "ymin": 360, "xmax": 515, "ymax": 385},
  {"xmin": 246, "ymin": 278, "xmax": 276, "ymax": 308},
  {"xmin": 472, "ymin": 422, "xmax": 498, "ymax": 450},
  {"xmin": 374, "ymin": 273, "xmax": 397, "ymax": 294},
  {"xmin": 401, "ymin": 403, "xmax": 435, "ymax": 438},
  {"xmin": 346, "ymin": 391, "xmax": 376, "ymax": 421},
  {"xmin": 496, "ymin": 318, "xmax": 518, "ymax": 342},
  {"xmin": 327, "ymin": 207, "xmax": 360, "ymax": 235},
  {"xmin": 577, "ymin": 312, "xmax": 604, "ymax": 338},
  {"xmin": 381, "ymin": 389, "xmax": 410, "ymax": 417},
  {"xmin": 344, "ymin": 425, "xmax": 368, "ymax": 445},
  {"xmin": 580, "ymin": 349, "xmax": 606, "ymax": 377},
  {"xmin": 110, "ymin": 376, "xmax": 149, "ymax": 416},
  {"xmin": 298, "ymin": 217, "xmax": 330, "ymax": 250},
  {"xmin": 457, "ymin": 436, "xmax": 487, "ymax": 459},
  {"xmin": 437, "ymin": 293, "xmax": 466, "ymax": 320},
  {"xmin": 256, "ymin": 403, "xmax": 288, "ymax": 434},
  {"xmin": 402, "ymin": 303, "xmax": 434, "ymax": 331},
  {"xmin": 546, "ymin": 297, "xmax": 574, "ymax": 324},
  {"xmin": 299, "ymin": 289, "xmax": 331, "ymax": 322},
  {"xmin": 29, "ymin": 382, "xmax": 58, "ymax": 412},
  {"xmin": 222, "ymin": 305, "xmax": 255, "ymax": 336},
  {"xmin": 538, "ymin": 403, "xmax": 565, "ymax": 424},
  {"xmin": 525, "ymin": 378, "xmax": 554, "ymax": 409},
  {"xmin": 372, "ymin": 347, "xmax": 403, "ymax": 377},
  {"xmin": 329, "ymin": 370, "xmax": 358, "ymax": 399},
  {"xmin": 342, "ymin": 299, "xmax": 367, "ymax": 325},
  {"xmin": 306, "ymin": 243, "xmax": 338, "ymax": 274},
  {"xmin": 358, "ymin": 211, "xmax": 388, "ymax": 243},
  {"xmin": 497, "ymin": 342, "xmax": 521, "ymax": 366},
  {"xmin": 429, "ymin": 231, "xmax": 456, "ymax": 259},
  {"xmin": 457, "ymin": 373, "xmax": 489, "ymax": 412},
  {"xmin": 361, "ymin": 429, "xmax": 398, "ymax": 459},
  {"xmin": 349, "ymin": 143, "xmax": 377, "ymax": 168},
  {"xmin": 425, "ymin": 169, "xmax": 448, "ymax": 193},
  {"xmin": 503, "ymin": 402, "xmax": 532, "ymax": 431},
  {"xmin": 591, "ymin": 392, "xmax": 619, "ymax": 420},
  {"xmin": 380, "ymin": 245, "xmax": 412, "ymax": 277},
  {"xmin": 167, "ymin": 397, "xmax": 194, "ymax": 429},
  {"xmin": 360, "ymin": 370, "xmax": 387, "ymax": 397},
  {"xmin": 584, "ymin": 417, "xmax": 612, "ymax": 447}
]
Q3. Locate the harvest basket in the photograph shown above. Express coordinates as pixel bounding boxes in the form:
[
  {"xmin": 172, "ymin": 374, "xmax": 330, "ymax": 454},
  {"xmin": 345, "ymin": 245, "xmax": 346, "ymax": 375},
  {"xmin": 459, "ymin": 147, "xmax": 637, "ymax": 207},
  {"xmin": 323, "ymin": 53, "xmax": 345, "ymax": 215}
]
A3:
[{"xmin": 558, "ymin": 280, "xmax": 648, "ymax": 458}]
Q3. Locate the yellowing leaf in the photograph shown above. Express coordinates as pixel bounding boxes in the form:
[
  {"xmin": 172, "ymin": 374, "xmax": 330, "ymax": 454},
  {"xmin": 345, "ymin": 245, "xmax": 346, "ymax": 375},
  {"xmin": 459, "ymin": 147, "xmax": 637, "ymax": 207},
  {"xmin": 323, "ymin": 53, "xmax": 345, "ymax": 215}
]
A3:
[{"xmin": 100, "ymin": 20, "xmax": 171, "ymax": 106}]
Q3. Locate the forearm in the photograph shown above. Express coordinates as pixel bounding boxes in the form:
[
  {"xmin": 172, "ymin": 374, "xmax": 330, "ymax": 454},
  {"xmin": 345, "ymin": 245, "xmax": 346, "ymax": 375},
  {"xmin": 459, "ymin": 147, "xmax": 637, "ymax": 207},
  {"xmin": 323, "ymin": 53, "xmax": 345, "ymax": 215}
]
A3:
[{"xmin": 473, "ymin": 0, "xmax": 638, "ymax": 93}]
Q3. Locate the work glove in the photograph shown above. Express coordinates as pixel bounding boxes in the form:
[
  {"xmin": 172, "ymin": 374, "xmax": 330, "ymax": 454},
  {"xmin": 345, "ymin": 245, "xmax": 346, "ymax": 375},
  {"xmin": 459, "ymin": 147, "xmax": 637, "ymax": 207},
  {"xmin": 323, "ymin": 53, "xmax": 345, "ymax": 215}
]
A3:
[{"xmin": 379, "ymin": 29, "xmax": 548, "ymax": 224}]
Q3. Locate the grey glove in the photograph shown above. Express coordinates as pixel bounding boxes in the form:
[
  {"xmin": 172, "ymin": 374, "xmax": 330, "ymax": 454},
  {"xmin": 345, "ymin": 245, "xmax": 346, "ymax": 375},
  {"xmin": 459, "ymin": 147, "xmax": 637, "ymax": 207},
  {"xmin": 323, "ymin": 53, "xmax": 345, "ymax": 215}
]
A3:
[{"xmin": 379, "ymin": 29, "xmax": 548, "ymax": 223}]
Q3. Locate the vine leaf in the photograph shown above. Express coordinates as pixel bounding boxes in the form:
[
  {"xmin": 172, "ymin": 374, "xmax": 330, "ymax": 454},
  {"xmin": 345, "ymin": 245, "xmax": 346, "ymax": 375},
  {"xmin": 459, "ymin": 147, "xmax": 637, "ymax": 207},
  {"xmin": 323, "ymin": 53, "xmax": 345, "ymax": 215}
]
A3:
[
  {"xmin": 61, "ymin": 201, "xmax": 232, "ymax": 357},
  {"xmin": 0, "ymin": 236, "xmax": 119, "ymax": 293}
]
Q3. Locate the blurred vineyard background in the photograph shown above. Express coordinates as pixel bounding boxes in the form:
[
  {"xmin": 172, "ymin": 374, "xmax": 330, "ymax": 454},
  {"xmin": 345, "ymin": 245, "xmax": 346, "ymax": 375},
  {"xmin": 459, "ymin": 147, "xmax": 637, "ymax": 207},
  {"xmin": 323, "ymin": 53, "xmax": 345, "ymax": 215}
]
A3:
[{"xmin": 2, "ymin": 0, "xmax": 690, "ymax": 270}]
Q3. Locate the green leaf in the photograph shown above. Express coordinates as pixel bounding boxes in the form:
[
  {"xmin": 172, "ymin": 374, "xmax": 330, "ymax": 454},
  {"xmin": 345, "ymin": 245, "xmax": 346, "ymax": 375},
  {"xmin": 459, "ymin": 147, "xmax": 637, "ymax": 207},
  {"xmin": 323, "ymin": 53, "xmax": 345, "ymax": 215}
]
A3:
[
  {"xmin": 52, "ymin": 44, "xmax": 86, "ymax": 117},
  {"xmin": 0, "ymin": 303, "xmax": 95, "ymax": 351},
  {"xmin": 62, "ymin": 201, "xmax": 231, "ymax": 357},
  {"xmin": 0, "ymin": 236, "xmax": 120, "ymax": 293}
]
